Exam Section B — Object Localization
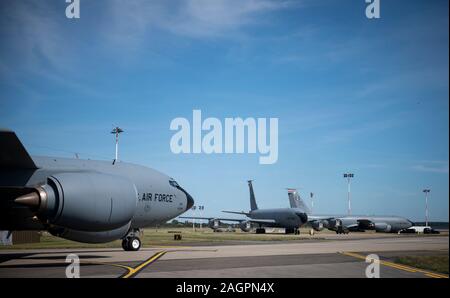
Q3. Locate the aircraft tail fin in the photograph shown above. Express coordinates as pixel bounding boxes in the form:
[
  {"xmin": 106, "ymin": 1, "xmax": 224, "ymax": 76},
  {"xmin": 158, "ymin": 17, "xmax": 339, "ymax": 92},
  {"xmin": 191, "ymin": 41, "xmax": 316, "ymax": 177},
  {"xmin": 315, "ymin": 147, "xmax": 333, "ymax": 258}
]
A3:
[
  {"xmin": 248, "ymin": 180, "xmax": 258, "ymax": 211},
  {"xmin": 287, "ymin": 189, "xmax": 311, "ymax": 214},
  {"xmin": 0, "ymin": 130, "xmax": 37, "ymax": 169}
]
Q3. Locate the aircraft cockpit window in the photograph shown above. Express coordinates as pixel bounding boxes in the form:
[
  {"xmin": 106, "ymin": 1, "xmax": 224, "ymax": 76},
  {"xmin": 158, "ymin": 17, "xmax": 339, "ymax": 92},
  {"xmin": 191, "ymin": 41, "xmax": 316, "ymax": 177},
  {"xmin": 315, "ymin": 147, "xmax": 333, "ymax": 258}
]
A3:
[{"xmin": 169, "ymin": 179, "xmax": 180, "ymax": 188}]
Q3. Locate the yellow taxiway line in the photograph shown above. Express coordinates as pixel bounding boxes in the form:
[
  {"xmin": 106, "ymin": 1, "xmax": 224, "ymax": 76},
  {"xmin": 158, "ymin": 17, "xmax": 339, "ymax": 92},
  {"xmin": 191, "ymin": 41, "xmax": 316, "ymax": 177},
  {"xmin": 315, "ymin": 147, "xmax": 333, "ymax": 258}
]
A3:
[
  {"xmin": 120, "ymin": 251, "xmax": 167, "ymax": 278},
  {"xmin": 83, "ymin": 251, "xmax": 167, "ymax": 278},
  {"xmin": 340, "ymin": 251, "xmax": 449, "ymax": 279},
  {"xmin": 82, "ymin": 247, "xmax": 219, "ymax": 278}
]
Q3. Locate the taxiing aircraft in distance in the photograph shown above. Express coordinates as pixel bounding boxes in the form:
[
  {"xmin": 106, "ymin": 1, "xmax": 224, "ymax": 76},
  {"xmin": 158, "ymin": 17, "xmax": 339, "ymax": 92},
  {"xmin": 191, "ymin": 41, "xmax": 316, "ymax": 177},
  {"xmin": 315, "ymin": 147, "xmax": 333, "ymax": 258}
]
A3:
[
  {"xmin": 180, "ymin": 180, "xmax": 309, "ymax": 234},
  {"xmin": 287, "ymin": 189, "xmax": 414, "ymax": 234},
  {"xmin": 178, "ymin": 215, "xmax": 248, "ymax": 232},
  {"xmin": 219, "ymin": 180, "xmax": 308, "ymax": 234},
  {"xmin": 0, "ymin": 130, "xmax": 194, "ymax": 251}
]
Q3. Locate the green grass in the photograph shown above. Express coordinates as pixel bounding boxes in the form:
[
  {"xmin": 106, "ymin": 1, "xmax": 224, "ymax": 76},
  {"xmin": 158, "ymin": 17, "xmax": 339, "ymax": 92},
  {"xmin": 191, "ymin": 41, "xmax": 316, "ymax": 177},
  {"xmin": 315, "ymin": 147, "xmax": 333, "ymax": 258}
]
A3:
[
  {"xmin": 0, "ymin": 227, "xmax": 324, "ymax": 250},
  {"xmin": 395, "ymin": 255, "xmax": 449, "ymax": 275}
]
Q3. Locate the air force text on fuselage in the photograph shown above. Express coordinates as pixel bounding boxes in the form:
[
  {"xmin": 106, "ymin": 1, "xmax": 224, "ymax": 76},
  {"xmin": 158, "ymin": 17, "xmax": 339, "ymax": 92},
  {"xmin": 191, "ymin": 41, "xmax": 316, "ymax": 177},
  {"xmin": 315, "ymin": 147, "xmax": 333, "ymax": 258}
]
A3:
[{"xmin": 170, "ymin": 110, "xmax": 279, "ymax": 165}]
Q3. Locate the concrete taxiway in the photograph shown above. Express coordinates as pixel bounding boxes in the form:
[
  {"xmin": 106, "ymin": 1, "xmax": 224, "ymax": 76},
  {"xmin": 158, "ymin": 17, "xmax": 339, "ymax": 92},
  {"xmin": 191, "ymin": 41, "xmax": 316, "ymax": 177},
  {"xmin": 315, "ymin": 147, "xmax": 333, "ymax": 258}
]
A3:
[{"xmin": 0, "ymin": 234, "xmax": 448, "ymax": 278}]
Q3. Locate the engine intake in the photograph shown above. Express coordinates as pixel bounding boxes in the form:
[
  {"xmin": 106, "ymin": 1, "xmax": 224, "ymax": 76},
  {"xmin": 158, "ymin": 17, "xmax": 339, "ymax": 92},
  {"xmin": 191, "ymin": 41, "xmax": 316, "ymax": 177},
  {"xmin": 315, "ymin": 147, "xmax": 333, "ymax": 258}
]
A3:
[
  {"xmin": 239, "ymin": 221, "xmax": 252, "ymax": 232},
  {"xmin": 374, "ymin": 223, "xmax": 392, "ymax": 232},
  {"xmin": 311, "ymin": 221, "xmax": 324, "ymax": 231},
  {"xmin": 208, "ymin": 219, "xmax": 221, "ymax": 229}
]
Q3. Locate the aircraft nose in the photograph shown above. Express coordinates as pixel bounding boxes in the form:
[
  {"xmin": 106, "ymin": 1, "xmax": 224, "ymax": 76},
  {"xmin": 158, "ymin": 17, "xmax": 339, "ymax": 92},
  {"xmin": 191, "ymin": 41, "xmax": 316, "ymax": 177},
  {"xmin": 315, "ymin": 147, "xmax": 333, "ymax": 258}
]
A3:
[{"xmin": 185, "ymin": 192, "xmax": 194, "ymax": 211}]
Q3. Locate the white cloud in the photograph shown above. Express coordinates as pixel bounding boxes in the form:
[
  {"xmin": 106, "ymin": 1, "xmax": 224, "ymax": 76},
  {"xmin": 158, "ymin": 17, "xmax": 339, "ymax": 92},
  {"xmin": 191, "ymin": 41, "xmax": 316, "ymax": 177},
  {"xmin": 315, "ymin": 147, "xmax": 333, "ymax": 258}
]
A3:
[
  {"xmin": 411, "ymin": 161, "xmax": 449, "ymax": 174},
  {"xmin": 318, "ymin": 117, "xmax": 404, "ymax": 145},
  {"xmin": 0, "ymin": 1, "xmax": 68, "ymax": 72},
  {"xmin": 107, "ymin": 0, "xmax": 297, "ymax": 41}
]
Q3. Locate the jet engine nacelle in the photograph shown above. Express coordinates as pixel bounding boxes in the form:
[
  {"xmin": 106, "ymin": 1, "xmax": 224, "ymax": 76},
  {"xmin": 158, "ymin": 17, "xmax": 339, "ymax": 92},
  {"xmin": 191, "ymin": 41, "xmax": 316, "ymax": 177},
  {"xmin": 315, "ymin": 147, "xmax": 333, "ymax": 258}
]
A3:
[
  {"xmin": 311, "ymin": 221, "xmax": 324, "ymax": 231},
  {"xmin": 23, "ymin": 172, "xmax": 137, "ymax": 232},
  {"xmin": 239, "ymin": 221, "xmax": 252, "ymax": 232},
  {"xmin": 374, "ymin": 223, "xmax": 392, "ymax": 233},
  {"xmin": 208, "ymin": 219, "xmax": 221, "ymax": 229},
  {"xmin": 328, "ymin": 218, "xmax": 342, "ymax": 229},
  {"xmin": 49, "ymin": 222, "xmax": 131, "ymax": 243}
]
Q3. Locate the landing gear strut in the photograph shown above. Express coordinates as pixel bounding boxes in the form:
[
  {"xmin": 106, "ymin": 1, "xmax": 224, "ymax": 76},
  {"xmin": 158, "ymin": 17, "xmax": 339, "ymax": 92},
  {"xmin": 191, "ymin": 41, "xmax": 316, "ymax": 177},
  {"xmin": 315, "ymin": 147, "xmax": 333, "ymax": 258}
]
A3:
[
  {"xmin": 335, "ymin": 228, "xmax": 349, "ymax": 235},
  {"xmin": 255, "ymin": 228, "xmax": 266, "ymax": 234},
  {"xmin": 122, "ymin": 229, "xmax": 142, "ymax": 251},
  {"xmin": 285, "ymin": 228, "xmax": 300, "ymax": 234}
]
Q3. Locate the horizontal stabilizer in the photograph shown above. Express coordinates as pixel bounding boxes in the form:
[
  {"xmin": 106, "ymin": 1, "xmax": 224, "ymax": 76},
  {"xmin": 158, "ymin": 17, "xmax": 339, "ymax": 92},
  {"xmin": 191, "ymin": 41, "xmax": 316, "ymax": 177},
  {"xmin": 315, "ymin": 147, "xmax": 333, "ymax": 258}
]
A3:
[{"xmin": 0, "ymin": 130, "xmax": 37, "ymax": 169}]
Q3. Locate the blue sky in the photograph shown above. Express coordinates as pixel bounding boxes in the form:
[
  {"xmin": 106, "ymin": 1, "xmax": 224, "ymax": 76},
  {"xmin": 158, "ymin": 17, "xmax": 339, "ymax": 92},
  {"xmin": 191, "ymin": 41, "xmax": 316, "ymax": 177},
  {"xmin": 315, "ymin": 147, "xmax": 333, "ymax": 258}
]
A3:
[{"xmin": 0, "ymin": 0, "xmax": 448, "ymax": 221}]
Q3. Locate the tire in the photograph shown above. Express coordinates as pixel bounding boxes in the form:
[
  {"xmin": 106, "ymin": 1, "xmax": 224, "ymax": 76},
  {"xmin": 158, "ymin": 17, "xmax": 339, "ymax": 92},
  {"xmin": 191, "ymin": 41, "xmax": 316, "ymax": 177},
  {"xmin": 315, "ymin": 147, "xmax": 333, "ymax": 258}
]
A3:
[
  {"xmin": 121, "ymin": 238, "xmax": 129, "ymax": 251},
  {"xmin": 127, "ymin": 237, "xmax": 141, "ymax": 251}
]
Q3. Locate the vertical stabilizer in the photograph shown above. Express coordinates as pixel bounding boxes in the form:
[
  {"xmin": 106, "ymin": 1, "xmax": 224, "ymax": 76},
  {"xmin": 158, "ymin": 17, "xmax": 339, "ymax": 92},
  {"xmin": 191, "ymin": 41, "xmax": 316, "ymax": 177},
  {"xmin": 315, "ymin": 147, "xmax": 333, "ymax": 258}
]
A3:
[
  {"xmin": 0, "ymin": 130, "xmax": 37, "ymax": 169},
  {"xmin": 248, "ymin": 180, "xmax": 258, "ymax": 211},
  {"xmin": 287, "ymin": 189, "xmax": 311, "ymax": 214}
]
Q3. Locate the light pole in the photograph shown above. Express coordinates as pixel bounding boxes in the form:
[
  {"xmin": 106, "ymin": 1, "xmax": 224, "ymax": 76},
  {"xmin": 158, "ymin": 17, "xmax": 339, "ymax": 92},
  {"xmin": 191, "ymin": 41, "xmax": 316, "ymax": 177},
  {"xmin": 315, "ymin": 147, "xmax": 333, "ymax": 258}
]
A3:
[
  {"xmin": 423, "ymin": 189, "xmax": 430, "ymax": 227},
  {"xmin": 310, "ymin": 192, "xmax": 314, "ymax": 214},
  {"xmin": 192, "ymin": 205, "xmax": 197, "ymax": 231},
  {"xmin": 198, "ymin": 205, "xmax": 204, "ymax": 229},
  {"xmin": 111, "ymin": 126, "xmax": 124, "ymax": 163},
  {"xmin": 343, "ymin": 173, "xmax": 354, "ymax": 216}
]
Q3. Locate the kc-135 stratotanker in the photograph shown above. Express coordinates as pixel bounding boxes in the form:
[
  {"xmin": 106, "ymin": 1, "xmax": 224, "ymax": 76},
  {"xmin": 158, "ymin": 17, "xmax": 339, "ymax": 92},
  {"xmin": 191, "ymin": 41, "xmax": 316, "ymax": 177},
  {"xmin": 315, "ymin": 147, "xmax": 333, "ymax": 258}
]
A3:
[
  {"xmin": 0, "ymin": 130, "xmax": 194, "ymax": 251},
  {"xmin": 181, "ymin": 181, "xmax": 413, "ymax": 235}
]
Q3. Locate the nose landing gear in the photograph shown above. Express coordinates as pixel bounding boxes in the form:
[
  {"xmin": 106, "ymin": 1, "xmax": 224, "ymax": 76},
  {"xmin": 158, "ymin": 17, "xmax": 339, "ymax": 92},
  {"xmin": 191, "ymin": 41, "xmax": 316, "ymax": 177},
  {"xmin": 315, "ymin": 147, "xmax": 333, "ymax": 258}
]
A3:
[{"xmin": 122, "ymin": 229, "xmax": 142, "ymax": 251}]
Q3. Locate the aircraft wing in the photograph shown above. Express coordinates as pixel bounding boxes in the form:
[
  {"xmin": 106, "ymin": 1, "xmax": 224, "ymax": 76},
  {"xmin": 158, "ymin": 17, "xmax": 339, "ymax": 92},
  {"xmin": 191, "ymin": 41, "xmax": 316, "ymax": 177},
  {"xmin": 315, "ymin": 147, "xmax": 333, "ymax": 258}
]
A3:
[
  {"xmin": 179, "ymin": 216, "xmax": 216, "ymax": 220},
  {"xmin": 307, "ymin": 215, "xmax": 336, "ymax": 222},
  {"xmin": 222, "ymin": 210, "xmax": 251, "ymax": 217},
  {"xmin": 179, "ymin": 216, "xmax": 247, "ymax": 222},
  {"xmin": 220, "ymin": 212, "xmax": 276, "ymax": 224}
]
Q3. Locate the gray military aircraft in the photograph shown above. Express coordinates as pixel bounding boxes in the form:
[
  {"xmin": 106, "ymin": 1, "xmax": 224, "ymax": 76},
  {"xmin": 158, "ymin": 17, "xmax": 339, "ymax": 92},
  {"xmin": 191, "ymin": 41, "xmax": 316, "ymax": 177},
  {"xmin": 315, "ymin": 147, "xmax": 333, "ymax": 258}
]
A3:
[
  {"xmin": 287, "ymin": 189, "xmax": 414, "ymax": 234},
  {"xmin": 0, "ymin": 130, "xmax": 194, "ymax": 251},
  {"xmin": 220, "ymin": 180, "xmax": 308, "ymax": 234},
  {"xmin": 178, "ymin": 215, "xmax": 250, "ymax": 232},
  {"xmin": 181, "ymin": 180, "xmax": 308, "ymax": 234}
]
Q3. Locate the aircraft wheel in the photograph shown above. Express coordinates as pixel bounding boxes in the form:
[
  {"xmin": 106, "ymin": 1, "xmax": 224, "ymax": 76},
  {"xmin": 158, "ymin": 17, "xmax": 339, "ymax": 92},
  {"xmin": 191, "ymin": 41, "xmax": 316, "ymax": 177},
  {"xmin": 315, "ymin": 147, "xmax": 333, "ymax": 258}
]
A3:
[
  {"xmin": 121, "ymin": 238, "xmax": 129, "ymax": 251},
  {"xmin": 128, "ymin": 237, "xmax": 141, "ymax": 251}
]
